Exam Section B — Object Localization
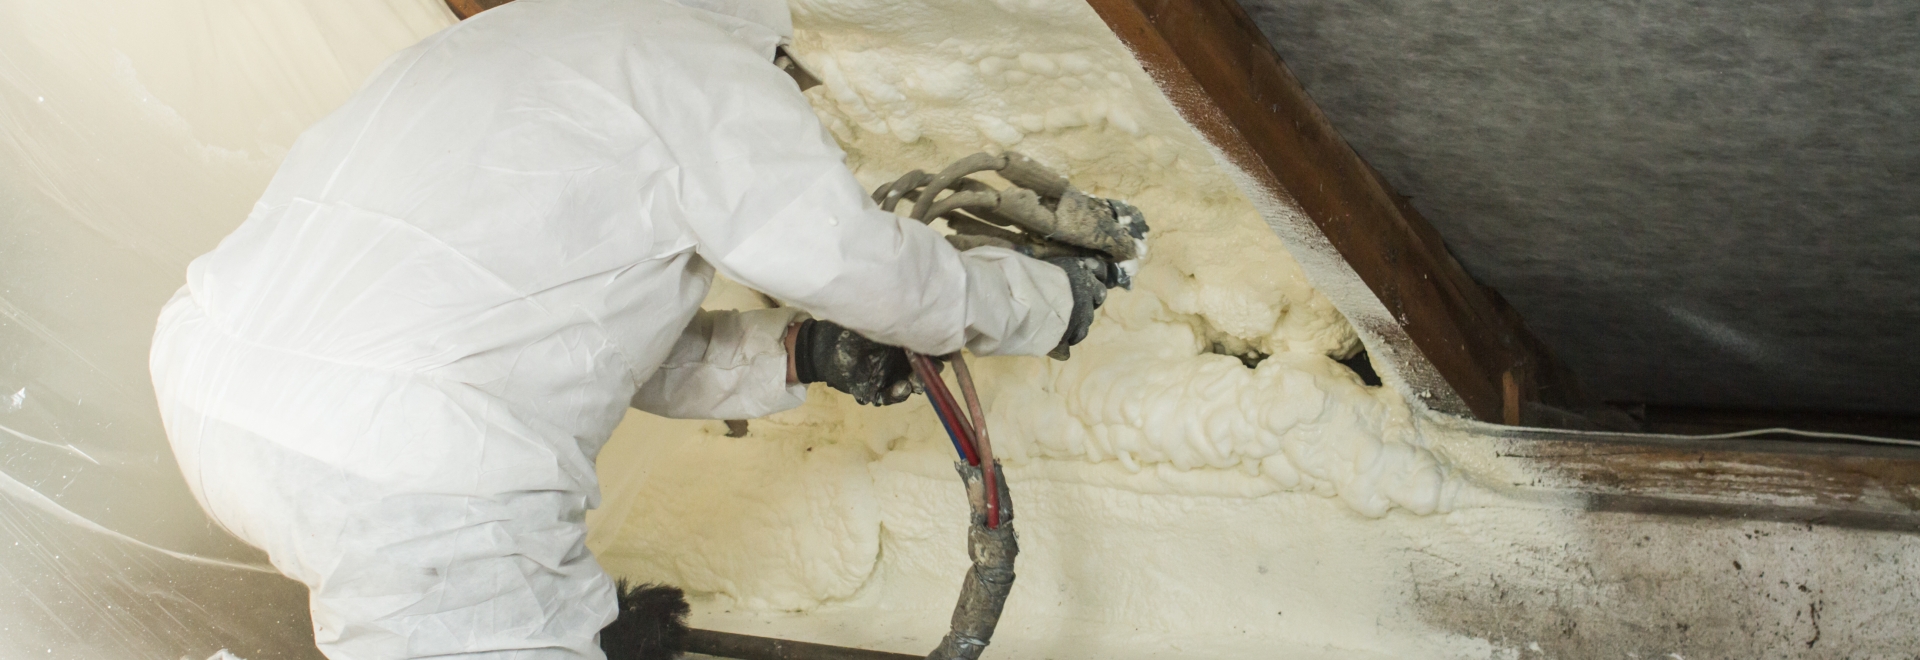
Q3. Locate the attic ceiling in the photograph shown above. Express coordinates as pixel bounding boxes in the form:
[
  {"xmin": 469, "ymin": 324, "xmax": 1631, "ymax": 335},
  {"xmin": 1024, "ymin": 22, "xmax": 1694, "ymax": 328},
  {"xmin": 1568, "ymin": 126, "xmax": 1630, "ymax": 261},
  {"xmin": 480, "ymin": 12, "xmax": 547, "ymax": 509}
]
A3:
[{"xmin": 1239, "ymin": 0, "xmax": 1920, "ymax": 417}]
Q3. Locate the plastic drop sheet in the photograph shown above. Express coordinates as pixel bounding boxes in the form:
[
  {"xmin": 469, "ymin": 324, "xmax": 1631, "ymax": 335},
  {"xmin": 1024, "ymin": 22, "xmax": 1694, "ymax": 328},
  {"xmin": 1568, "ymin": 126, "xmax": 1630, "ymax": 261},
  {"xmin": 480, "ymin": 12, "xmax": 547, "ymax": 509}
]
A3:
[{"xmin": 0, "ymin": 1, "xmax": 455, "ymax": 657}]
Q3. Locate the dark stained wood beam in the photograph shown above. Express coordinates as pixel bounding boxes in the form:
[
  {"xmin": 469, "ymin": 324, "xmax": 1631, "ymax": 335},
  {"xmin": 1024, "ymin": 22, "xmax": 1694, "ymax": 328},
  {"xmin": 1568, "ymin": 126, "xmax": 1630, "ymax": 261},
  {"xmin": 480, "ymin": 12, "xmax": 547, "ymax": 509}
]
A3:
[
  {"xmin": 1086, "ymin": 0, "xmax": 1586, "ymax": 424},
  {"xmin": 445, "ymin": 0, "xmax": 514, "ymax": 20},
  {"xmin": 683, "ymin": 628, "xmax": 921, "ymax": 660}
]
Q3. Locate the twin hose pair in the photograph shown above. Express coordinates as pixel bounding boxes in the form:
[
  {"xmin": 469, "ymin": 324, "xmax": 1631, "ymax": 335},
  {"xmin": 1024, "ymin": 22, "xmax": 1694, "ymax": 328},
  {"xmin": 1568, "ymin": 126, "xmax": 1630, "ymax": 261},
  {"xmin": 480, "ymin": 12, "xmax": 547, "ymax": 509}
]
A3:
[{"xmin": 873, "ymin": 152, "xmax": 1147, "ymax": 660}]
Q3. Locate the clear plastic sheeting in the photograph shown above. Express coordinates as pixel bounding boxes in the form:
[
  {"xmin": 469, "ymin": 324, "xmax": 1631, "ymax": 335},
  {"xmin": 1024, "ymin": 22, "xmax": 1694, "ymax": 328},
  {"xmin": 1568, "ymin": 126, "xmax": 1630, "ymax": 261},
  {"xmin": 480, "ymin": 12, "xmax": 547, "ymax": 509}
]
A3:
[{"xmin": 0, "ymin": 0, "xmax": 455, "ymax": 657}]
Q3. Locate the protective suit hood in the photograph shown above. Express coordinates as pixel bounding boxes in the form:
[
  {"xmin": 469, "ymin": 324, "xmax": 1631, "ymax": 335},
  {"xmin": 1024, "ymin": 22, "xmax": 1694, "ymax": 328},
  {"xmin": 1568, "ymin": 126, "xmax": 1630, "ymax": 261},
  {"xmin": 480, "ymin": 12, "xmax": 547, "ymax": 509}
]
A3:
[{"xmin": 666, "ymin": 0, "xmax": 792, "ymax": 54}]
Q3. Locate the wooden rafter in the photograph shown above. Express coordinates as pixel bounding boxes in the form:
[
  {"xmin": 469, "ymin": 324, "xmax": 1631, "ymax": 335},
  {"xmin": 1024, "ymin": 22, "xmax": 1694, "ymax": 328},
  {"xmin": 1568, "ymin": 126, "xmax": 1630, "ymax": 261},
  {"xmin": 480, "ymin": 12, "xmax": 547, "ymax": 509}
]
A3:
[
  {"xmin": 1085, "ymin": 0, "xmax": 1587, "ymax": 424},
  {"xmin": 445, "ymin": 0, "xmax": 513, "ymax": 20}
]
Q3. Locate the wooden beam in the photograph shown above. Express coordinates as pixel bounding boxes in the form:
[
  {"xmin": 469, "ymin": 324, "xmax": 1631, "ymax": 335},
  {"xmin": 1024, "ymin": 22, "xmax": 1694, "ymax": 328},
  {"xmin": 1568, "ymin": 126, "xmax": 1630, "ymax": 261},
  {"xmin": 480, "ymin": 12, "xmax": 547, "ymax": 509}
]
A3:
[
  {"xmin": 445, "ymin": 0, "xmax": 514, "ymax": 20},
  {"xmin": 683, "ymin": 629, "xmax": 921, "ymax": 660},
  {"xmin": 1086, "ymin": 0, "xmax": 1583, "ymax": 423}
]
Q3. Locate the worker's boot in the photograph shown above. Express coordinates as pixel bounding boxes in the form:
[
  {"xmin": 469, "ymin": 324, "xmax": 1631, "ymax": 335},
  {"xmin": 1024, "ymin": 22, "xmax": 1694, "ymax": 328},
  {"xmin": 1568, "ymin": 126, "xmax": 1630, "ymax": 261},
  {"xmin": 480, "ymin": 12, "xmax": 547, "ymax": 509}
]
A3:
[{"xmin": 600, "ymin": 581, "xmax": 690, "ymax": 660}]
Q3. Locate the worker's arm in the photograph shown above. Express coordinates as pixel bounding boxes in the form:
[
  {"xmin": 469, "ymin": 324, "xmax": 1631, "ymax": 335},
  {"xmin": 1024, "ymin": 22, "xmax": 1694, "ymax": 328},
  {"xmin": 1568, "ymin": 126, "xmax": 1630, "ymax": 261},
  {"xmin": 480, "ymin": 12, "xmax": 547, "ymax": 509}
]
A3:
[
  {"xmin": 679, "ymin": 157, "xmax": 1068, "ymax": 359},
  {"xmin": 695, "ymin": 170, "xmax": 1070, "ymax": 359},
  {"xmin": 650, "ymin": 45, "xmax": 1070, "ymax": 359},
  {"xmin": 629, "ymin": 307, "xmax": 809, "ymax": 420}
]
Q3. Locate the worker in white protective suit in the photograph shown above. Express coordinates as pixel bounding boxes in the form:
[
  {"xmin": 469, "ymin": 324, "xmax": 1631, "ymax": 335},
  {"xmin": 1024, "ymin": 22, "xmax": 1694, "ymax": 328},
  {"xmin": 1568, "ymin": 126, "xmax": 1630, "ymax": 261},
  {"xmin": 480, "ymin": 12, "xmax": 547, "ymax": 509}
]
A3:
[{"xmin": 149, "ymin": 0, "xmax": 1120, "ymax": 659}]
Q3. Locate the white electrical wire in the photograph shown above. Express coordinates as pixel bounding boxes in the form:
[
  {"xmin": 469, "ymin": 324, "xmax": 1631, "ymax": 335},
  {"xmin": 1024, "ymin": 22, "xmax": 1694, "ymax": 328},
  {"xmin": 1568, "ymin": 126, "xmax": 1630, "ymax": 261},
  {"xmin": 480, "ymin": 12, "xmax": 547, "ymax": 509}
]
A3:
[
  {"xmin": 1666, "ymin": 427, "xmax": 1920, "ymax": 449},
  {"xmin": 1432, "ymin": 413, "xmax": 1920, "ymax": 449}
]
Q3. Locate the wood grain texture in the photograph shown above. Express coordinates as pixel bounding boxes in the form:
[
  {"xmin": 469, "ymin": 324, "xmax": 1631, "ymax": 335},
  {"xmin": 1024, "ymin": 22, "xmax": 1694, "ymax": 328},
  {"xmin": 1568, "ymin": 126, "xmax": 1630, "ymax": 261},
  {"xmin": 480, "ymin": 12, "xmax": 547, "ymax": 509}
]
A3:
[
  {"xmin": 1085, "ymin": 0, "xmax": 1586, "ymax": 423},
  {"xmin": 445, "ymin": 0, "xmax": 514, "ymax": 20},
  {"xmin": 685, "ymin": 629, "xmax": 923, "ymax": 660}
]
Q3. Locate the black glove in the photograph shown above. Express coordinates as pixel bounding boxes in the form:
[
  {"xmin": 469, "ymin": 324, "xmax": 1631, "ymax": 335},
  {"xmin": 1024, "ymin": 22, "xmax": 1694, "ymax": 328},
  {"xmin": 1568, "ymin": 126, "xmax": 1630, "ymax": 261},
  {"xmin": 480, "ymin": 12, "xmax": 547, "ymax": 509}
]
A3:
[
  {"xmin": 1045, "ymin": 255, "xmax": 1116, "ymax": 360},
  {"xmin": 792, "ymin": 319, "xmax": 915, "ymax": 406}
]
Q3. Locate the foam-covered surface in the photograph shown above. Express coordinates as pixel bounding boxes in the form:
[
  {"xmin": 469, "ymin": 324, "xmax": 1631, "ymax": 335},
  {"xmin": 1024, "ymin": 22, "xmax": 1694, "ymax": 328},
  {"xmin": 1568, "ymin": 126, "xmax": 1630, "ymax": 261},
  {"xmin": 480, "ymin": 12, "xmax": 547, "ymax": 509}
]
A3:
[{"xmin": 1243, "ymin": 0, "xmax": 1920, "ymax": 413}]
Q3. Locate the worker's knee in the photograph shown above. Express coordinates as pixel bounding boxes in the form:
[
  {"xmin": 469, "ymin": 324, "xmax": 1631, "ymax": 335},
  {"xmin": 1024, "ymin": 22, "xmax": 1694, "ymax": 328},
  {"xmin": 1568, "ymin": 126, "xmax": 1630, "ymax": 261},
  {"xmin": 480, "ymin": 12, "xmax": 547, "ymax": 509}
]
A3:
[{"xmin": 307, "ymin": 492, "xmax": 617, "ymax": 658}]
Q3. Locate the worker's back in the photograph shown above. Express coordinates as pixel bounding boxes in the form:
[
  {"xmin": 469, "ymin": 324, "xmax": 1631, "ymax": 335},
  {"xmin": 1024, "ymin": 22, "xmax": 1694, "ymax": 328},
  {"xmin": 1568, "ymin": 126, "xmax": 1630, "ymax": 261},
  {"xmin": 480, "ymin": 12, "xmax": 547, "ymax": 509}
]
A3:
[
  {"xmin": 189, "ymin": 0, "xmax": 810, "ymax": 376},
  {"xmin": 154, "ymin": 0, "xmax": 831, "ymax": 497}
]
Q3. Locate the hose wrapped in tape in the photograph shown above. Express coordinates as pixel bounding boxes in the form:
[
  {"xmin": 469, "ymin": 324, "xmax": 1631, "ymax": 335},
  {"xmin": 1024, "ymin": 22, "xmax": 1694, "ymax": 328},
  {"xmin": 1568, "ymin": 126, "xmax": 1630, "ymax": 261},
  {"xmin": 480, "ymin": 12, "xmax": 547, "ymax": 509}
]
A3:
[{"xmin": 926, "ymin": 461, "xmax": 1017, "ymax": 660}]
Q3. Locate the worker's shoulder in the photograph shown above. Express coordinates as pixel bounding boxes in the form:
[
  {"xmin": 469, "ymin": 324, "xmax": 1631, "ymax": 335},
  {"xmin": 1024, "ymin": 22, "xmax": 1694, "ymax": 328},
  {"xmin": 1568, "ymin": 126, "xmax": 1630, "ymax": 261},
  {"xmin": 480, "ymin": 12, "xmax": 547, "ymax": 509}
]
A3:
[
  {"xmin": 446, "ymin": 0, "xmax": 762, "ymax": 65},
  {"xmin": 366, "ymin": 0, "xmax": 798, "ymax": 122}
]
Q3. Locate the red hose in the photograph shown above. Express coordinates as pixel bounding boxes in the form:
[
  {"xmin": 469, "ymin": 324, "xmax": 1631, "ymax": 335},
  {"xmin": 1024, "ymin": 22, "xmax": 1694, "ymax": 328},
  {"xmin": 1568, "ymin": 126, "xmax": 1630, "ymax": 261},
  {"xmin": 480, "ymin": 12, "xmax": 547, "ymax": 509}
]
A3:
[
  {"xmin": 947, "ymin": 356, "xmax": 1001, "ymax": 529},
  {"xmin": 908, "ymin": 352, "xmax": 1002, "ymax": 528}
]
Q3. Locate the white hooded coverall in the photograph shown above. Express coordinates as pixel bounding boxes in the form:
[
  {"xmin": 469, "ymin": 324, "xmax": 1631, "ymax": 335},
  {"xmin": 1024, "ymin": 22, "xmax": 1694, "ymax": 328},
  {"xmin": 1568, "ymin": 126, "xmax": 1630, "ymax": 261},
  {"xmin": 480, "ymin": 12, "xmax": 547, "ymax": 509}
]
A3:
[{"xmin": 147, "ymin": 0, "xmax": 1071, "ymax": 657}]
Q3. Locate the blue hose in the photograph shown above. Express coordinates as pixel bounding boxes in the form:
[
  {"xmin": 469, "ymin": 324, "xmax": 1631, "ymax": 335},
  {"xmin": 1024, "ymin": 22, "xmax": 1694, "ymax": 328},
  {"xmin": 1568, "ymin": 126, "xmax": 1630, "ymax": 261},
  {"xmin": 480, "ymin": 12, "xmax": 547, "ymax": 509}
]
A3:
[{"xmin": 930, "ymin": 393, "xmax": 970, "ymax": 460}]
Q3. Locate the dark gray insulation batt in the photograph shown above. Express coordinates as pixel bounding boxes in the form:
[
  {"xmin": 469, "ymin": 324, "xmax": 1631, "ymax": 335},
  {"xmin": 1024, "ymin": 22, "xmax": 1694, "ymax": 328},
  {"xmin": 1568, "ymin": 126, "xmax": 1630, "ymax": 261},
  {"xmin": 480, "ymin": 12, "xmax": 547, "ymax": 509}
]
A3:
[{"xmin": 1239, "ymin": 0, "xmax": 1920, "ymax": 414}]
